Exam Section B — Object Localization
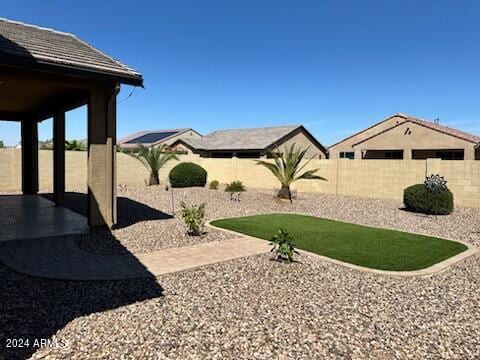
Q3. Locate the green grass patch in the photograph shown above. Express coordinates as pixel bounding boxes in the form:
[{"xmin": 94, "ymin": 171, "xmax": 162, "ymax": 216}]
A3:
[{"xmin": 211, "ymin": 214, "xmax": 467, "ymax": 271}]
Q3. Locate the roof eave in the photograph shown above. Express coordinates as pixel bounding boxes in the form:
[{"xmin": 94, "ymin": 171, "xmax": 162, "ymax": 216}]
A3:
[
  {"xmin": 0, "ymin": 56, "xmax": 144, "ymax": 87},
  {"xmin": 328, "ymin": 113, "xmax": 409, "ymax": 149},
  {"xmin": 266, "ymin": 125, "xmax": 327, "ymax": 154},
  {"xmin": 352, "ymin": 119, "xmax": 480, "ymax": 147}
]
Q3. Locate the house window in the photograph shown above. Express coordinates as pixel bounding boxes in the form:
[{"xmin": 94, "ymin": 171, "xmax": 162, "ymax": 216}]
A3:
[
  {"xmin": 385, "ymin": 151, "xmax": 403, "ymax": 159},
  {"xmin": 435, "ymin": 150, "xmax": 464, "ymax": 160},
  {"xmin": 237, "ymin": 152, "xmax": 261, "ymax": 159},
  {"xmin": 412, "ymin": 149, "xmax": 464, "ymax": 160},
  {"xmin": 339, "ymin": 151, "xmax": 355, "ymax": 159},
  {"xmin": 363, "ymin": 150, "xmax": 403, "ymax": 159},
  {"xmin": 211, "ymin": 152, "xmax": 234, "ymax": 158}
]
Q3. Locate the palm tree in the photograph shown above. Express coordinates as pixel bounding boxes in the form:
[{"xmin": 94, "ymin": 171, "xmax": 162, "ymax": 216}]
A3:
[
  {"xmin": 130, "ymin": 144, "xmax": 179, "ymax": 185},
  {"xmin": 255, "ymin": 143, "xmax": 326, "ymax": 202},
  {"xmin": 65, "ymin": 140, "xmax": 86, "ymax": 151}
]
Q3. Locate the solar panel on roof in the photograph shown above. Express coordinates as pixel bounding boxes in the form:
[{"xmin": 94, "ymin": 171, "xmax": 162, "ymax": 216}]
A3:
[{"xmin": 126, "ymin": 131, "xmax": 178, "ymax": 144}]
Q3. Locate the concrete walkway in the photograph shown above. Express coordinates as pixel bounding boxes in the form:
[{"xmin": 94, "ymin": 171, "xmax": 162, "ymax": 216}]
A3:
[{"xmin": 0, "ymin": 236, "xmax": 270, "ymax": 281}]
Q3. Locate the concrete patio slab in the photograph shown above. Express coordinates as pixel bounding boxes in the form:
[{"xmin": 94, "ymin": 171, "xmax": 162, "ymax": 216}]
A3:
[{"xmin": 0, "ymin": 195, "xmax": 89, "ymax": 242}]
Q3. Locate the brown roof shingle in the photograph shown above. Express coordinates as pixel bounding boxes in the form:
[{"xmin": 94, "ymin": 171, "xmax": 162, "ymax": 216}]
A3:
[
  {"xmin": 182, "ymin": 125, "xmax": 301, "ymax": 150},
  {"xmin": 179, "ymin": 125, "xmax": 327, "ymax": 153},
  {"xmin": 0, "ymin": 18, "xmax": 142, "ymax": 86}
]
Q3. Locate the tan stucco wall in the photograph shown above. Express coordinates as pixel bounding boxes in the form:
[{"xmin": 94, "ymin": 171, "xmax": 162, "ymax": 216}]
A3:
[
  {"xmin": 1, "ymin": 149, "xmax": 479, "ymax": 208},
  {"xmin": 160, "ymin": 130, "xmax": 202, "ymax": 151},
  {"xmin": 329, "ymin": 115, "xmax": 405, "ymax": 158},
  {"xmin": 121, "ymin": 130, "xmax": 202, "ymax": 154},
  {"xmin": 354, "ymin": 121, "xmax": 475, "ymax": 160},
  {"xmin": 275, "ymin": 129, "xmax": 327, "ymax": 158}
]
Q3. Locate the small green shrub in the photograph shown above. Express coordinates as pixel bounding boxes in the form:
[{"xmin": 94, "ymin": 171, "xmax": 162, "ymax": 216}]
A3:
[
  {"xmin": 270, "ymin": 229, "xmax": 299, "ymax": 262},
  {"xmin": 180, "ymin": 201, "xmax": 206, "ymax": 235},
  {"xmin": 169, "ymin": 162, "xmax": 207, "ymax": 188},
  {"xmin": 209, "ymin": 180, "xmax": 219, "ymax": 190},
  {"xmin": 404, "ymin": 184, "xmax": 453, "ymax": 215},
  {"xmin": 225, "ymin": 180, "xmax": 245, "ymax": 193},
  {"xmin": 225, "ymin": 180, "xmax": 246, "ymax": 201}
]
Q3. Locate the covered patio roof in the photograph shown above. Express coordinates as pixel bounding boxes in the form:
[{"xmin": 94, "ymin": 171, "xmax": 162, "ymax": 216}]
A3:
[{"xmin": 0, "ymin": 18, "xmax": 143, "ymax": 228}]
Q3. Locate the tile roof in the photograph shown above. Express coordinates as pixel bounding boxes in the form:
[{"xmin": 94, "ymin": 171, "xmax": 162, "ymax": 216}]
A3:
[
  {"xmin": 328, "ymin": 113, "xmax": 408, "ymax": 149},
  {"xmin": 352, "ymin": 114, "xmax": 480, "ymax": 147},
  {"xmin": 330, "ymin": 113, "xmax": 480, "ymax": 148},
  {"xmin": 0, "ymin": 18, "xmax": 142, "ymax": 86},
  {"xmin": 406, "ymin": 116, "xmax": 480, "ymax": 144},
  {"xmin": 118, "ymin": 128, "xmax": 193, "ymax": 148},
  {"xmin": 181, "ymin": 125, "xmax": 308, "ymax": 150}
]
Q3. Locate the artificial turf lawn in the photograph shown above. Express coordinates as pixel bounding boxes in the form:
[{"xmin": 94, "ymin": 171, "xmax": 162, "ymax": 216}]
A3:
[{"xmin": 210, "ymin": 214, "xmax": 468, "ymax": 271}]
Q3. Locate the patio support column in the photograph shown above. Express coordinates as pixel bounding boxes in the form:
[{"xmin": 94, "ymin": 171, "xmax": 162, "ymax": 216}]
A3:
[
  {"xmin": 53, "ymin": 111, "xmax": 66, "ymax": 206},
  {"xmin": 21, "ymin": 119, "xmax": 39, "ymax": 195},
  {"xmin": 87, "ymin": 84, "xmax": 119, "ymax": 228}
]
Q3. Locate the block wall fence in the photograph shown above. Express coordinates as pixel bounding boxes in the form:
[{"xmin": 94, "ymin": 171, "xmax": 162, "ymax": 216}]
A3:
[{"xmin": 1, "ymin": 149, "xmax": 479, "ymax": 207}]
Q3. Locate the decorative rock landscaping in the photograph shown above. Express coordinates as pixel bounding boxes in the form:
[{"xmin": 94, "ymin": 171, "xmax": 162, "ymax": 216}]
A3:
[{"xmin": 1, "ymin": 185, "xmax": 479, "ymax": 359}]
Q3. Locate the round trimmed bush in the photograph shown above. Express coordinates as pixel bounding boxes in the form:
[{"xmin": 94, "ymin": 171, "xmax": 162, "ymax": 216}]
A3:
[
  {"xmin": 403, "ymin": 184, "xmax": 453, "ymax": 215},
  {"xmin": 169, "ymin": 162, "xmax": 207, "ymax": 188}
]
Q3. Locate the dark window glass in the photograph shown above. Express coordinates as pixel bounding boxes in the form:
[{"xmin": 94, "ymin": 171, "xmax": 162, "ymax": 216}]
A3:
[
  {"xmin": 237, "ymin": 152, "xmax": 261, "ymax": 158},
  {"xmin": 126, "ymin": 131, "xmax": 178, "ymax": 144},
  {"xmin": 385, "ymin": 151, "xmax": 403, "ymax": 159},
  {"xmin": 211, "ymin": 152, "xmax": 233, "ymax": 158},
  {"xmin": 340, "ymin": 152, "xmax": 354, "ymax": 159},
  {"xmin": 435, "ymin": 150, "xmax": 464, "ymax": 160}
]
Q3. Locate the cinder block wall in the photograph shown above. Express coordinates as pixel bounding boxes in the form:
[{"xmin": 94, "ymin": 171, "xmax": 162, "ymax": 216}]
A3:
[
  {"xmin": 0, "ymin": 149, "xmax": 479, "ymax": 207},
  {"xmin": 0, "ymin": 149, "xmax": 149, "ymax": 192}
]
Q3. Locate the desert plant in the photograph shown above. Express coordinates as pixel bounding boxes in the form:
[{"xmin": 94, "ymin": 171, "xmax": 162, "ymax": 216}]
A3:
[
  {"xmin": 65, "ymin": 139, "xmax": 86, "ymax": 151},
  {"xmin": 270, "ymin": 229, "xmax": 299, "ymax": 262},
  {"xmin": 404, "ymin": 178, "xmax": 453, "ymax": 215},
  {"xmin": 130, "ymin": 144, "xmax": 179, "ymax": 185},
  {"xmin": 424, "ymin": 174, "xmax": 448, "ymax": 195},
  {"xmin": 180, "ymin": 201, "xmax": 206, "ymax": 235},
  {"xmin": 169, "ymin": 162, "xmax": 207, "ymax": 187},
  {"xmin": 424, "ymin": 174, "xmax": 450, "ymax": 217},
  {"xmin": 255, "ymin": 143, "xmax": 325, "ymax": 202},
  {"xmin": 209, "ymin": 180, "xmax": 219, "ymax": 190},
  {"xmin": 225, "ymin": 180, "xmax": 246, "ymax": 201}
]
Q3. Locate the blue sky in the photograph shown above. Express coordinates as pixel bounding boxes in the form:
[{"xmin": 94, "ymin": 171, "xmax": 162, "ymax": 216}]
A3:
[{"xmin": 1, "ymin": 0, "xmax": 479, "ymax": 146}]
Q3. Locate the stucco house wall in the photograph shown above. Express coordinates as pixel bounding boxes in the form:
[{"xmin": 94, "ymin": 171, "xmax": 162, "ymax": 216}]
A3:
[
  {"xmin": 329, "ymin": 115, "xmax": 406, "ymax": 158},
  {"xmin": 161, "ymin": 130, "xmax": 202, "ymax": 151},
  {"xmin": 269, "ymin": 128, "xmax": 327, "ymax": 159},
  {"xmin": 354, "ymin": 121, "xmax": 476, "ymax": 160}
]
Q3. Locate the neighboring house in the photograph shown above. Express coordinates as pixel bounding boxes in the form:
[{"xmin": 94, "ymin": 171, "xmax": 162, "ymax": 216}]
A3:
[
  {"xmin": 170, "ymin": 125, "xmax": 327, "ymax": 159},
  {"xmin": 117, "ymin": 128, "xmax": 202, "ymax": 152},
  {"xmin": 329, "ymin": 113, "xmax": 480, "ymax": 160}
]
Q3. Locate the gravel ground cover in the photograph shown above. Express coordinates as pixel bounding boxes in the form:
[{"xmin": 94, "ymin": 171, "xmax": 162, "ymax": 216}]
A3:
[
  {"xmin": 52, "ymin": 185, "xmax": 480, "ymax": 255},
  {"xmin": 1, "ymin": 185, "xmax": 479, "ymax": 359},
  {"xmin": 3, "ymin": 251, "xmax": 479, "ymax": 359}
]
